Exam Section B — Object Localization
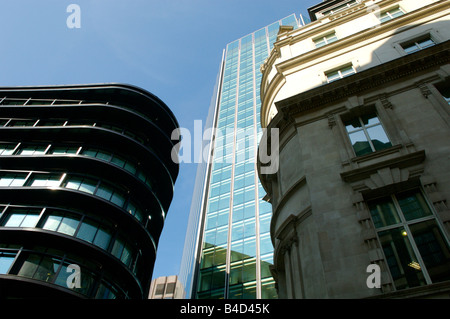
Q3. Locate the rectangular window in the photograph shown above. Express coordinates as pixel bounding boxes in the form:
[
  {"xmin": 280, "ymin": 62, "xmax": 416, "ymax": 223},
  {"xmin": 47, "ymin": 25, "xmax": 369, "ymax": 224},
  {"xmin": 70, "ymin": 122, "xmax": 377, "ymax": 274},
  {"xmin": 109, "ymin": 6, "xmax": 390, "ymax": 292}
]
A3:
[
  {"xmin": 0, "ymin": 252, "xmax": 16, "ymax": 274},
  {"xmin": 6, "ymin": 119, "xmax": 38, "ymax": 127},
  {"xmin": 16, "ymin": 145, "xmax": 48, "ymax": 156},
  {"xmin": 401, "ymin": 35, "xmax": 435, "ymax": 54},
  {"xmin": 344, "ymin": 112, "xmax": 392, "ymax": 156},
  {"xmin": 314, "ymin": 32, "xmax": 338, "ymax": 48},
  {"xmin": 28, "ymin": 174, "xmax": 63, "ymax": 187},
  {"xmin": 42, "ymin": 211, "xmax": 81, "ymax": 236},
  {"xmin": 37, "ymin": 119, "xmax": 67, "ymax": 127},
  {"xmin": 0, "ymin": 144, "xmax": 17, "ymax": 155},
  {"xmin": 368, "ymin": 189, "xmax": 450, "ymax": 290},
  {"xmin": 0, "ymin": 173, "xmax": 28, "ymax": 187},
  {"xmin": 2, "ymin": 207, "xmax": 41, "ymax": 228},
  {"xmin": 48, "ymin": 146, "xmax": 79, "ymax": 155},
  {"xmin": 379, "ymin": 7, "xmax": 405, "ymax": 23},
  {"xmin": 17, "ymin": 253, "xmax": 62, "ymax": 283},
  {"xmin": 75, "ymin": 218, "xmax": 111, "ymax": 250},
  {"xmin": 326, "ymin": 64, "xmax": 356, "ymax": 83},
  {"xmin": 64, "ymin": 176, "xmax": 97, "ymax": 194},
  {"xmin": 0, "ymin": 99, "xmax": 27, "ymax": 106}
]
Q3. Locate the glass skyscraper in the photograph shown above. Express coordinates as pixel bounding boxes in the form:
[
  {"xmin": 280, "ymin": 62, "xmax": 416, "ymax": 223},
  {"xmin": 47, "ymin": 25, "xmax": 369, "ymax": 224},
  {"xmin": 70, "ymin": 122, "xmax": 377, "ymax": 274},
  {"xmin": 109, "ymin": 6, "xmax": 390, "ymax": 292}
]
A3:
[{"xmin": 180, "ymin": 14, "xmax": 303, "ymax": 299}]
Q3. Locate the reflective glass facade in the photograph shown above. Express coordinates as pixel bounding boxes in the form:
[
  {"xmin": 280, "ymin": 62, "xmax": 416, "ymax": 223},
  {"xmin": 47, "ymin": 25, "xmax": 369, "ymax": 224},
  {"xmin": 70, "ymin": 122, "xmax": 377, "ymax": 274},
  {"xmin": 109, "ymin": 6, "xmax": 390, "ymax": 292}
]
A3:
[
  {"xmin": 0, "ymin": 84, "xmax": 179, "ymax": 299},
  {"xmin": 181, "ymin": 15, "xmax": 301, "ymax": 299}
]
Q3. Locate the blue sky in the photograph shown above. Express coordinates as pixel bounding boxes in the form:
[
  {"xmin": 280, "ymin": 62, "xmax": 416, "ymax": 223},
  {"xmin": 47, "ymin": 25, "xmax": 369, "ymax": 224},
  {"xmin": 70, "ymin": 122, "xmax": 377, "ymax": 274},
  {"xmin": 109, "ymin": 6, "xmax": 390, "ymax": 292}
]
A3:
[{"xmin": 0, "ymin": 0, "xmax": 318, "ymax": 281}]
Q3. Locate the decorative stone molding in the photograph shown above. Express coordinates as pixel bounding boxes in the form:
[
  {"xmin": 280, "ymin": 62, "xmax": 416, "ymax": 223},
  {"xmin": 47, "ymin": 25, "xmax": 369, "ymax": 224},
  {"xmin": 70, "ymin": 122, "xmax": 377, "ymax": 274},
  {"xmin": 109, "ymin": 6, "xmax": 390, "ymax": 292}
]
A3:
[
  {"xmin": 421, "ymin": 175, "xmax": 450, "ymax": 225},
  {"xmin": 416, "ymin": 81, "xmax": 433, "ymax": 99},
  {"xmin": 273, "ymin": 42, "xmax": 450, "ymax": 124},
  {"xmin": 327, "ymin": 113, "xmax": 337, "ymax": 129},
  {"xmin": 341, "ymin": 150, "xmax": 426, "ymax": 185},
  {"xmin": 379, "ymin": 94, "xmax": 394, "ymax": 110}
]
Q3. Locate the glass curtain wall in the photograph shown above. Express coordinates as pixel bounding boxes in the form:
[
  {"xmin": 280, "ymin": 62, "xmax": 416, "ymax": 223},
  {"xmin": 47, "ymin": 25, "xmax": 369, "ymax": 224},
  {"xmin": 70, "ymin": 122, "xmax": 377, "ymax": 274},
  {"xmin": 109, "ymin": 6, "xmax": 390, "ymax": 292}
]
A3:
[{"xmin": 196, "ymin": 15, "xmax": 299, "ymax": 299}]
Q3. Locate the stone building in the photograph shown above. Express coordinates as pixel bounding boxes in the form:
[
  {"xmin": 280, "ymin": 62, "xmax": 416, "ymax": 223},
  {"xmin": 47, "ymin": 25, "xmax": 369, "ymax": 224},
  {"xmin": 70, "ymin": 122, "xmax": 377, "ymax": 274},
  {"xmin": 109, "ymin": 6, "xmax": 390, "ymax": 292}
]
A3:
[{"xmin": 258, "ymin": 0, "xmax": 450, "ymax": 298}]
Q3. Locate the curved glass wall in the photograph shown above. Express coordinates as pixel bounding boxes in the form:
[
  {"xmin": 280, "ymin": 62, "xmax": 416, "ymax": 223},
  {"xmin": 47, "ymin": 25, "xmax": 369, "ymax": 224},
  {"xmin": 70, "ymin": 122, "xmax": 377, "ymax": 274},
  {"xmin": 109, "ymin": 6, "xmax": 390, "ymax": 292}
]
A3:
[
  {"xmin": 0, "ymin": 84, "xmax": 179, "ymax": 299},
  {"xmin": 0, "ymin": 205, "xmax": 144, "ymax": 278},
  {"xmin": 0, "ymin": 244, "xmax": 133, "ymax": 299}
]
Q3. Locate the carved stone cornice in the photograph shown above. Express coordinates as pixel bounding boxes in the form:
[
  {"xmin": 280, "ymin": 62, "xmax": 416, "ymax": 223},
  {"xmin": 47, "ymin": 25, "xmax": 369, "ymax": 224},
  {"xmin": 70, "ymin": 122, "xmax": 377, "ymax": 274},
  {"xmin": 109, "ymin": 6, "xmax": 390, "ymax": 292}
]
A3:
[
  {"xmin": 340, "ymin": 150, "xmax": 426, "ymax": 184},
  {"xmin": 275, "ymin": 41, "xmax": 450, "ymax": 119}
]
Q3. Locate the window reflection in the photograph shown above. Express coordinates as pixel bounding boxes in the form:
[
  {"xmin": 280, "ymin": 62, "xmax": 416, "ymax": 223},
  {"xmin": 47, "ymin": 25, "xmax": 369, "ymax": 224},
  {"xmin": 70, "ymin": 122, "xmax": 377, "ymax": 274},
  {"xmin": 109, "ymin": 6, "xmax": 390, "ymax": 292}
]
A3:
[
  {"xmin": 368, "ymin": 189, "xmax": 450, "ymax": 290},
  {"xmin": 344, "ymin": 112, "xmax": 392, "ymax": 156}
]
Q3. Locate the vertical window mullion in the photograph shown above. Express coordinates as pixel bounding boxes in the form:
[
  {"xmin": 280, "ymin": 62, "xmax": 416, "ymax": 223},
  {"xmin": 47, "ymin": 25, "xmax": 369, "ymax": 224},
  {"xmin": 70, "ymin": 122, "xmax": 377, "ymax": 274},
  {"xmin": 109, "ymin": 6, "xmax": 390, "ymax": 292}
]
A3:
[
  {"xmin": 359, "ymin": 117, "xmax": 376, "ymax": 152},
  {"xmin": 392, "ymin": 193, "xmax": 433, "ymax": 284}
]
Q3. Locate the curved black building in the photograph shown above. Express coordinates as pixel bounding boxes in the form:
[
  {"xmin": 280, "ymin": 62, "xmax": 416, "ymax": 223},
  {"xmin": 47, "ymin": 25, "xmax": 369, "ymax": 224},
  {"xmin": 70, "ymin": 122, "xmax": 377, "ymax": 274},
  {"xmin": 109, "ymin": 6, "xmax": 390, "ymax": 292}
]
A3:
[{"xmin": 0, "ymin": 83, "xmax": 179, "ymax": 299}]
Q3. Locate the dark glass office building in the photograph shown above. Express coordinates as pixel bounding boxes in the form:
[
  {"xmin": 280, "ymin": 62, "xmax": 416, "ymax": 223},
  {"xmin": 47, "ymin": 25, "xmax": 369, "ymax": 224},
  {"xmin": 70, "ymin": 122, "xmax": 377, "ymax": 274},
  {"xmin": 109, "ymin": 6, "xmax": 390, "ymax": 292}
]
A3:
[{"xmin": 0, "ymin": 83, "xmax": 179, "ymax": 299}]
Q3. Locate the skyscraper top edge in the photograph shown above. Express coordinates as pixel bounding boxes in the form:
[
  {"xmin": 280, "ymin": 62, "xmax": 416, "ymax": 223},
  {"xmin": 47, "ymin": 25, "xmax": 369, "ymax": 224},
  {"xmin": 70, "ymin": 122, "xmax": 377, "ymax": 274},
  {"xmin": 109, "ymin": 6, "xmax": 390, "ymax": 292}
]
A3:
[{"xmin": 223, "ymin": 13, "xmax": 301, "ymax": 48}]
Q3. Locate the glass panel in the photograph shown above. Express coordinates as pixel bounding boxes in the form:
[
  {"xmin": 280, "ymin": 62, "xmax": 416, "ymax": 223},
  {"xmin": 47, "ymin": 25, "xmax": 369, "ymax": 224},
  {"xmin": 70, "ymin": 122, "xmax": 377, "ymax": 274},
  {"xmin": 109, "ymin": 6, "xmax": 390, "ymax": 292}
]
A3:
[
  {"xmin": 379, "ymin": 13, "xmax": 392, "ymax": 23},
  {"xmin": 341, "ymin": 65, "xmax": 355, "ymax": 77},
  {"xmin": 30, "ymin": 174, "xmax": 62, "ymax": 187},
  {"xmin": 0, "ymin": 144, "xmax": 16, "ymax": 155},
  {"xmin": 111, "ymin": 238, "xmax": 125, "ymax": 259},
  {"xmin": 17, "ymin": 254, "xmax": 41, "ymax": 278},
  {"xmin": 95, "ymin": 150, "xmax": 111, "ymax": 161},
  {"xmin": 391, "ymin": 8, "xmax": 405, "ymax": 18},
  {"xmin": 120, "ymin": 244, "xmax": 132, "ymax": 266},
  {"xmin": 65, "ymin": 177, "xmax": 82, "ymax": 190},
  {"xmin": 378, "ymin": 227, "xmax": 426, "ymax": 290},
  {"xmin": 33, "ymin": 256, "xmax": 60, "ymax": 282},
  {"xmin": 369, "ymin": 197, "xmax": 401, "ymax": 228},
  {"xmin": 50, "ymin": 146, "xmax": 78, "ymax": 155},
  {"xmin": 123, "ymin": 162, "xmax": 137, "ymax": 174},
  {"xmin": 0, "ymin": 253, "xmax": 16, "ymax": 274},
  {"xmin": 261, "ymin": 280, "xmax": 278, "ymax": 299},
  {"xmin": 96, "ymin": 184, "xmax": 113, "ymax": 201},
  {"xmin": 43, "ymin": 215, "xmax": 63, "ymax": 231},
  {"xmin": 20, "ymin": 213, "xmax": 40, "ymax": 227},
  {"xmin": 360, "ymin": 113, "xmax": 380, "ymax": 126},
  {"xmin": 79, "ymin": 178, "xmax": 97, "ymax": 194},
  {"xmin": 348, "ymin": 130, "xmax": 372, "ymax": 156},
  {"xmin": 366, "ymin": 125, "xmax": 392, "ymax": 151},
  {"xmin": 314, "ymin": 38, "xmax": 326, "ymax": 48},
  {"xmin": 403, "ymin": 44, "xmax": 420, "ymax": 54},
  {"xmin": 18, "ymin": 146, "xmax": 47, "ymax": 156},
  {"xmin": 211, "ymin": 269, "xmax": 226, "ymax": 290},
  {"xmin": 0, "ymin": 174, "xmax": 27, "ymax": 187},
  {"xmin": 409, "ymin": 220, "xmax": 450, "ymax": 283},
  {"xmin": 198, "ymin": 270, "xmax": 212, "ymax": 292},
  {"xmin": 396, "ymin": 190, "xmax": 432, "ymax": 221},
  {"xmin": 53, "ymin": 263, "xmax": 70, "ymax": 287},
  {"xmin": 93, "ymin": 226, "xmax": 111, "ymax": 250},
  {"xmin": 326, "ymin": 70, "xmax": 341, "ymax": 82},
  {"xmin": 4, "ymin": 213, "xmax": 26, "ymax": 227},
  {"xmin": 76, "ymin": 219, "xmax": 97, "ymax": 243},
  {"xmin": 345, "ymin": 118, "xmax": 363, "ymax": 132},
  {"xmin": 326, "ymin": 33, "xmax": 338, "ymax": 44},
  {"xmin": 57, "ymin": 214, "xmax": 80, "ymax": 236},
  {"xmin": 419, "ymin": 38, "xmax": 435, "ymax": 49},
  {"xmin": 111, "ymin": 155, "xmax": 126, "ymax": 168},
  {"xmin": 96, "ymin": 282, "xmax": 118, "ymax": 299},
  {"xmin": 110, "ymin": 192, "xmax": 125, "ymax": 207}
]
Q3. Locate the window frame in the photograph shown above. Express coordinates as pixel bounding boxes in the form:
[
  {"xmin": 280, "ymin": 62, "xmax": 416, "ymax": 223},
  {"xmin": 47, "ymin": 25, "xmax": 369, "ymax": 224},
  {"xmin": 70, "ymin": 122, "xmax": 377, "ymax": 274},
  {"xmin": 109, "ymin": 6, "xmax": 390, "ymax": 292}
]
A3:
[
  {"xmin": 343, "ymin": 112, "xmax": 393, "ymax": 157},
  {"xmin": 325, "ymin": 64, "xmax": 356, "ymax": 83},
  {"xmin": 378, "ymin": 6, "xmax": 405, "ymax": 23},
  {"xmin": 313, "ymin": 31, "xmax": 339, "ymax": 48},
  {"xmin": 367, "ymin": 188, "xmax": 450, "ymax": 288}
]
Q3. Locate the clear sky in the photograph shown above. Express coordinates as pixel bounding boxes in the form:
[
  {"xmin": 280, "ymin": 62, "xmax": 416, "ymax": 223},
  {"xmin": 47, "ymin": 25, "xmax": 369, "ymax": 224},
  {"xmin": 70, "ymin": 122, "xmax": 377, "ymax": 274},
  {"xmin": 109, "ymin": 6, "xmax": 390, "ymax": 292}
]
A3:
[{"xmin": 0, "ymin": 0, "xmax": 318, "ymax": 281}]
